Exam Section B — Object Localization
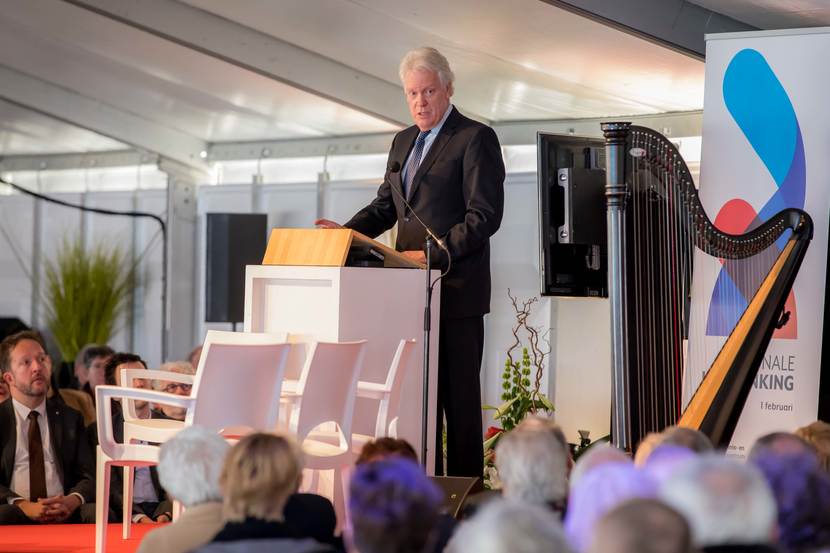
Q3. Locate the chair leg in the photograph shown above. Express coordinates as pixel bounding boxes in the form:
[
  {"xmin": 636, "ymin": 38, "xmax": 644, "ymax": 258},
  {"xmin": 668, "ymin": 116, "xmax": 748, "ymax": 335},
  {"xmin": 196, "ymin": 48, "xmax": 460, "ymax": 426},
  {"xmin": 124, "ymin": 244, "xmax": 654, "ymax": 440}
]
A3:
[
  {"xmin": 172, "ymin": 499, "xmax": 183, "ymax": 521},
  {"xmin": 122, "ymin": 466, "xmax": 134, "ymax": 539},
  {"xmin": 95, "ymin": 447, "xmax": 110, "ymax": 553},
  {"xmin": 332, "ymin": 466, "xmax": 346, "ymax": 534}
]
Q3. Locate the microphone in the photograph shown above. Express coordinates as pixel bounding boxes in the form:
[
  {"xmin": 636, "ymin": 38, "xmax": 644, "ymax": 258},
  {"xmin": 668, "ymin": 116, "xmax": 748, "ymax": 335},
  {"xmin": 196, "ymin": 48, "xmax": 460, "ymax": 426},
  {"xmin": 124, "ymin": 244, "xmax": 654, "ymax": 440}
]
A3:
[{"xmin": 386, "ymin": 160, "xmax": 448, "ymax": 252}]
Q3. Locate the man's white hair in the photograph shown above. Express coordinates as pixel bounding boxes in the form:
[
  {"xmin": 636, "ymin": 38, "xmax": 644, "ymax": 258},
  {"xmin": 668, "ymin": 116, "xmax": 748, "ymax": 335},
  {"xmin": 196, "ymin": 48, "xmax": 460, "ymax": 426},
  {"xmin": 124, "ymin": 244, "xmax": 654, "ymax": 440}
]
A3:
[
  {"xmin": 659, "ymin": 454, "xmax": 777, "ymax": 547},
  {"xmin": 496, "ymin": 426, "xmax": 569, "ymax": 505},
  {"xmin": 446, "ymin": 499, "xmax": 572, "ymax": 553},
  {"xmin": 158, "ymin": 425, "xmax": 229, "ymax": 506},
  {"xmin": 398, "ymin": 47, "xmax": 455, "ymax": 88},
  {"xmin": 153, "ymin": 360, "xmax": 195, "ymax": 390}
]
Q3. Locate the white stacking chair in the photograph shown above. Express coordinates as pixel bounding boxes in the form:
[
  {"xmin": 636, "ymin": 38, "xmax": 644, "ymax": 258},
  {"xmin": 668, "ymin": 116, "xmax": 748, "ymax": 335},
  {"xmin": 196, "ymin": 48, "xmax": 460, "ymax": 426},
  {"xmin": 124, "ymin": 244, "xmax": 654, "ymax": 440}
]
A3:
[
  {"xmin": 356, "ymin": 338, "xmax": 417, "ymax": 440},
  {"xmin": 282, "ymin": 340, "xmax": 367, "ymax": 524},
  {"xmin": 94, "ymin": 330, "xmax": 291, "ymax": 553}
]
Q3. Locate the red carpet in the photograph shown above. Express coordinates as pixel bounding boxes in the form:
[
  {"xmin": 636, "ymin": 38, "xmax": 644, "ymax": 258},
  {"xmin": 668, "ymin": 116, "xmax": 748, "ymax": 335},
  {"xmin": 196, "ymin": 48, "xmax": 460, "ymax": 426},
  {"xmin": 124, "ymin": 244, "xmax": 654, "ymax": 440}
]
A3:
[{"xmin": 0, "ymin": 523, "xmax": 160, "ymax": 553}]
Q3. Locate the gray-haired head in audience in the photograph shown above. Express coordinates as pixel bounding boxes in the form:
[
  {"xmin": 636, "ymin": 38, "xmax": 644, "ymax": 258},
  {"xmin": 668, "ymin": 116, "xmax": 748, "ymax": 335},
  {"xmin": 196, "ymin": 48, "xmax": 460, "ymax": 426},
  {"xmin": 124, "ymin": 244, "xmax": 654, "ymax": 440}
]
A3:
[
  {"xmin": 569, "ymin": 442, "xmax": 630, "ymax": 490},
  {"xmin": 565, "ymin": 461, "xmax": 657, "ymax": 552},
  {"xmin": 158, "ymin": 425, "xmax": 229, "ymax": 506},
  {"xmin": 659, "ymin": 454, "xmax": 777, "ymax": 548},
  {"xmin": 587, "ymin": 498, "xmax": 692, "ymax": 553},
  {"xmin": 446, "ymin": 498, "xmax": 572, "ymax": 553},
  {"xmin": 496, "ymin": 422, "xmax": 569, "ymax": 508}
]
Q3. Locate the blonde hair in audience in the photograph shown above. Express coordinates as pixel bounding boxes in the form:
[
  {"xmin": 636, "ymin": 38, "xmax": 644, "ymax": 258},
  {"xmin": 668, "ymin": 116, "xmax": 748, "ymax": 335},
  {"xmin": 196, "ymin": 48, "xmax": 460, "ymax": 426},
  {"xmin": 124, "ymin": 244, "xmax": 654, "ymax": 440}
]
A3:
[
  {"xmin": 795, "ymin": 420, "xmax": 830, "ymax": 471},
  {"xmin": 220, "ymin": 432, "xmax": 303, "ymax": 522},
  {"xmin": 634, "ymin": 432, "xmax": 663, "ymax": 467}
]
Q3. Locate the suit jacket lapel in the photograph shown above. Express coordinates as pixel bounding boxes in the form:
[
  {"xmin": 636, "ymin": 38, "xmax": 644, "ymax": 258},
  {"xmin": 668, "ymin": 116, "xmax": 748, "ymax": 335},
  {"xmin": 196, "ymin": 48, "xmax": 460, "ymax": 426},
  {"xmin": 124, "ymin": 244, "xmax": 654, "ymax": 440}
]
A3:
[
  {"xmin": 408, "ymin": 107, "xmax": 459, "ymax": 201},
  {"xmin": 392, "ymin": 126, "xmax": 419, "ymax": 212},
  {"xmin": 0, "ymin": 400, "xmax": 15, "ymax": 484}
]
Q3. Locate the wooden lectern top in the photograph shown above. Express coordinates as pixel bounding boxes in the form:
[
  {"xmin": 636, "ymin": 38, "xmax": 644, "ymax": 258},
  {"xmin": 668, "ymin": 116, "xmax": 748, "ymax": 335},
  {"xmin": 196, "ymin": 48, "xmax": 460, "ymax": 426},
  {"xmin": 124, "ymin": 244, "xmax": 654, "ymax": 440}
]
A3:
[{"xmin": 261, "ymin": 228, "xmax": 425, "ymax": 269}]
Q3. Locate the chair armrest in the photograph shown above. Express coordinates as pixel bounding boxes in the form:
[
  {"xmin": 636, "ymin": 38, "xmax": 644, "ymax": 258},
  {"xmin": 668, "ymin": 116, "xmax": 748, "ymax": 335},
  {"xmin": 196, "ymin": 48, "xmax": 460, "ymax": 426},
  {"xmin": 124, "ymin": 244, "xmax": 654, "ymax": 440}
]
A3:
[
  {"xmin": 356, "ymin": 380, "xmax": 389, "ymax": 400},
  {"xmin": 95, "ymin": 386, "xmax": 194, "ymax": 459}
]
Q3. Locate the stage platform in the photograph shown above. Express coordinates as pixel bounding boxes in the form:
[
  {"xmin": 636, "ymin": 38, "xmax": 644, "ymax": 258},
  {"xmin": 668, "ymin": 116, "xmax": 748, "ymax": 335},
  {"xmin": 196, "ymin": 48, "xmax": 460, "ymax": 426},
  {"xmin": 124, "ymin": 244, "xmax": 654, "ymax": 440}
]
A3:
[{"xmin": 1, "ymin": 523, "xmax": 158, "ymax": 553}]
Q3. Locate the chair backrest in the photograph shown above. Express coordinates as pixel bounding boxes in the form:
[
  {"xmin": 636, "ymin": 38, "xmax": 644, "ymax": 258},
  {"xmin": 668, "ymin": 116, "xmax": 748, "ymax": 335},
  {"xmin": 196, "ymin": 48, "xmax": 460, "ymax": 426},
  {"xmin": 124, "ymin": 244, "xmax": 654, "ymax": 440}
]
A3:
[
  {"xmin": 285, "ymin": 333, "xmax": 315, "ymax": 381},
  {"xmin": 290, "ymin": 340, "xmax": 367, "ymax": 442},
  {"xmin": 378, "ymin": 339, "xmax": 417, "ymax": 437},
  {"xmin": 187, "ymin": 330, "xmax": 290, "ymax": 434}
]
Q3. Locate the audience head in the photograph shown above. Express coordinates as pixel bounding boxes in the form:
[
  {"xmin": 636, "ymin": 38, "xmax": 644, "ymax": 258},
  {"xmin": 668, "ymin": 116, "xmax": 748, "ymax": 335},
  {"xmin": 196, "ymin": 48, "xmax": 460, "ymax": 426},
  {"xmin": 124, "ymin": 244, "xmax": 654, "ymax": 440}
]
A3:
[
  {"xmin": 565, "ymin": 462, "xmax": 657, "ymax": 552},
  {"xmin": 640, "ymin": 444, "xmax": 696, "ymax": 487},
  {"xmin": 587, "ymin": 498, "xmax": 692, "ymax": 553},
  {"xmin": 446, "ymin": 498, "xmax": 572, "ymax": 553},
  {"xmin": 105, "ymin": 352, "xmax": 150, "ymax": 412},
  {"xmin": 188, "ymin": 344, "xmax": 203, "ymax": 369},
  {"xmin": 104, "ymin": 352, "xmax": 147, "ymax": 386},
  {"xmin": 81, "ymin": 344, "xmax": 115, "ymax": 390},
  {"xmin": 154, "ymin": 360, "xmax": 195, "ymax": 420},
  {"xmin": 158, "ymin": 425, "xmax": 229, "ymax": 507},
  {"xmin": 349, "ymin": 457, "xmax": 442, "ymax": 553},
  {"xmin": 796, "ymin": 420, "xmax": 830, "ymax": 472},
  {"xmin": 1, "ymin": 330, "xmax": 52, "ymax": 407},
  {"xmin": 356, "ymin": 437, "xmax": 419, "ymax": 465},
  {"xmin": 748, "ymin": 431, "xmax": 815, "ymax": 461},
  {"xmin": 516, "ymin": 416, "xmax": 573, "ymax": 472},
  {"xmin": 221, "ymin": 432, "xmax": 302, "ymax": 522},
  {"xmin": 634, "ymin": 432, "xmax": 664, "ymax": 466},
  {"xmin": 659, "ymin": 426, "xmax": 714, "ymax": 454},
  {"xmin": 659, "ymin": 454, "xmax": 777, "ymax": 548},
  {"xmin": 749, "ymin": 446, "xmax": 830, "ymax": 553},
  {"xmin": 73, "ymin": 343, "xmax": 96, "ymax": 387},
  {"xmin": 570, "ymin": 442, "xmax": 630, "ymax": 489},
  {"xmin": 496, "ymin": 424, "xmax": 569, "ymax": 506}
]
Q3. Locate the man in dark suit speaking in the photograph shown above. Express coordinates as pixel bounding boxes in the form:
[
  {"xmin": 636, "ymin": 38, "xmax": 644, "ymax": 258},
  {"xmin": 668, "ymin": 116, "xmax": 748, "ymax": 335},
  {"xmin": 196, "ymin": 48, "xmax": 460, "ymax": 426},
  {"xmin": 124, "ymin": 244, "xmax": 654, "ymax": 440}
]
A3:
[{"xmin": 315, "ymin": 47, "xmax": 505, "ymax": 477}]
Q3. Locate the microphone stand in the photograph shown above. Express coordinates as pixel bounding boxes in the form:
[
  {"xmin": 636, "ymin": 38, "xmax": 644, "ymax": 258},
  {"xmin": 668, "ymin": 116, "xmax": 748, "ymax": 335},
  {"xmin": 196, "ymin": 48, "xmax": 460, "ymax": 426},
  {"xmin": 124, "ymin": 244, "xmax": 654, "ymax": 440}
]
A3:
[
  {"xmin": 421, "ymin": 235, "xmax": 434, "ymax": 470},
  {"xmin": 385, "ymin": 160, "xmax": 449, "ymax": 471}
]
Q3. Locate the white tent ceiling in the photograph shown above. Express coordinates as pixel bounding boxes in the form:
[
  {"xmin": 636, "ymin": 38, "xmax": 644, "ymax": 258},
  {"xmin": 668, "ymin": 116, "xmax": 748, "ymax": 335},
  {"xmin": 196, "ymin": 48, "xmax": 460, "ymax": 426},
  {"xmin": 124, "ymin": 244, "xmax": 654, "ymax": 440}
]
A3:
[{"xmin": 0, "ymin": 0, "xmax": 824, "ymax": 167}]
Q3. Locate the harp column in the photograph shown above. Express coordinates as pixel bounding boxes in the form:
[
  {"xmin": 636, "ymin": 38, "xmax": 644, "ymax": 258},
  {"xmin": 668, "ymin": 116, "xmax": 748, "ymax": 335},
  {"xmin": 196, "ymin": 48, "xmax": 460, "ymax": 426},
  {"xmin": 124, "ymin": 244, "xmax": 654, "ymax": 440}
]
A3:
[{"xmin": 602, "ymin": 122, "xmax": 632, "ymax": 451}]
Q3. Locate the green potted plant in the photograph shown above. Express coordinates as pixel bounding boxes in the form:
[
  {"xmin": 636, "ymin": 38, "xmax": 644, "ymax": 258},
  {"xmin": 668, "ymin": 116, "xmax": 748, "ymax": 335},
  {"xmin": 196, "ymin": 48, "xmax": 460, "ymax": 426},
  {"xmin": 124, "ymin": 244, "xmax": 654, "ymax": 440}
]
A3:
[
  {"xmin": 483, "ymin": 290, "xmax": 555, "ymax": 487},
  {"xmin": 44, "ymin": 236, "xmax": 136, "ymax": 364}
]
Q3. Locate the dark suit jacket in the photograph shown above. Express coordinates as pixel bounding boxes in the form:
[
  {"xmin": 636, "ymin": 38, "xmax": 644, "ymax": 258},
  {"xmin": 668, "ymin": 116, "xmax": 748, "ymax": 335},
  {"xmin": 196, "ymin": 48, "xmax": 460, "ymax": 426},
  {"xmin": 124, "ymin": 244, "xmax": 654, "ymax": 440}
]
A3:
[
  {"xmin": 345, "ymin": 107, "xmax": 505, "ymax": 319},
  {"xmin": 0, "ymin": 397, "xmax": 95, "ymax": 503}
]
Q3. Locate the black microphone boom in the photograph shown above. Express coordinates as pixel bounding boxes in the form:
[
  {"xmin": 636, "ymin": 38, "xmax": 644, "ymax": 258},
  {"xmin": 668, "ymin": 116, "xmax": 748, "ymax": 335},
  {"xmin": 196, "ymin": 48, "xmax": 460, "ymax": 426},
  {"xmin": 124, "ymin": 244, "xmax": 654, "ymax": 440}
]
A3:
[{"xmin": 385, "ymin": 160, "xmax": 448, "ymax": 252}]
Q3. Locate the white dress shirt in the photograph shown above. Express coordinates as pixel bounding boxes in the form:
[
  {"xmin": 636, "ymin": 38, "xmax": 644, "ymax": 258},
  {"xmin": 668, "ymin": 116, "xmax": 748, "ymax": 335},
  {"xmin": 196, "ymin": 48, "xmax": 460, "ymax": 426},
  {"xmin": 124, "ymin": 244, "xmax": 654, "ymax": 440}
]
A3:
[
  {"xmin": 9, "ymin": 398, "xmax": 64, "ymax": 502},
  {"xmin": 401, "ymin": 103, "xmax": 454, "ymax": 187}
]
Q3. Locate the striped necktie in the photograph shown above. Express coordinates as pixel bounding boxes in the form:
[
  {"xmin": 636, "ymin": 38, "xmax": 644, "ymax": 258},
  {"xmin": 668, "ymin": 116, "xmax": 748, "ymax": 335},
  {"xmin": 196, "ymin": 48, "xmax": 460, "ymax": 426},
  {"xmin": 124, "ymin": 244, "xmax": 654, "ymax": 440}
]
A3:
[{"xmin": 403, "ymin": 131, "xmax": 429, "ymax": 199}]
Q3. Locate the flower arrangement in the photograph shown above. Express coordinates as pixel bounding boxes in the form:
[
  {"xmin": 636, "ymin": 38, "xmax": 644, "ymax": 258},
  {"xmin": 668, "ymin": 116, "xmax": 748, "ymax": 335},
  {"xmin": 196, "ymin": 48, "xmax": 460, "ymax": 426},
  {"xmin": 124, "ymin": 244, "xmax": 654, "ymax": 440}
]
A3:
[{"xmin": 483, "ymin": 290, "xmax": 554, "ymax": 487}]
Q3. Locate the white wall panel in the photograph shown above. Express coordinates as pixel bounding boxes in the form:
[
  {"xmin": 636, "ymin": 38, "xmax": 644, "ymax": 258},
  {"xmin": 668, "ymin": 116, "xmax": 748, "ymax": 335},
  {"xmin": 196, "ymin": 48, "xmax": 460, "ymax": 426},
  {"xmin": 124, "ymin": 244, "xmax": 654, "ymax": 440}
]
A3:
[{"xmin": 0, "ymin": 195, "xmax": 34, "ymax": 327}]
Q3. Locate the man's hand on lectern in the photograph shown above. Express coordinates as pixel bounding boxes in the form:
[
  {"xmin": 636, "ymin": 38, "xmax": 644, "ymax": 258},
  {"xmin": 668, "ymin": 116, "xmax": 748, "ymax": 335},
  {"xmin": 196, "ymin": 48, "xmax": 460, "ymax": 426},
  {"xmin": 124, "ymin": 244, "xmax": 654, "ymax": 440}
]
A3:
[
  {"xmin": 314, "ymin": 219, "xmax": 343, "ymax": 229},
  {"xmin": 403, "ymin": 250, "xmax": 426, "ymax": 264}
]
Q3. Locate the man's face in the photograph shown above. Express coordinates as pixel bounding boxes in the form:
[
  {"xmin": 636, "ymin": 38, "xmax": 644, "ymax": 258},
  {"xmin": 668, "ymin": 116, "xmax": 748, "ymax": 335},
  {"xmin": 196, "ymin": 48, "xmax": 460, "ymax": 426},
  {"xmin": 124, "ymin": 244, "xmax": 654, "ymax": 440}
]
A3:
[
  {"xmin": 115, "ymin": 361, "xmax": 149, "ymax": 410},
  {"xmin": 87, "ymin": 355, "xmax": 110, "ymax": 390},
  {"xmin": 3, "ymin": 339, "xmax": 52, "ymax": 402},
  {"xmin": 403, "ymin": 68, "xmax": 452, "ymax": 132}
]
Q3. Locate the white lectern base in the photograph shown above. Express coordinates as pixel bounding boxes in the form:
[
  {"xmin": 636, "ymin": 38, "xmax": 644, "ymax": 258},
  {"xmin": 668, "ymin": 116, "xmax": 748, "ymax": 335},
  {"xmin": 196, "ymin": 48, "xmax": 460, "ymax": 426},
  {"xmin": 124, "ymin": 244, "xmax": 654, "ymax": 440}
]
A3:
[{"xmin": 243, "ymin": 265, "xmax": 440, "ymax": 471}]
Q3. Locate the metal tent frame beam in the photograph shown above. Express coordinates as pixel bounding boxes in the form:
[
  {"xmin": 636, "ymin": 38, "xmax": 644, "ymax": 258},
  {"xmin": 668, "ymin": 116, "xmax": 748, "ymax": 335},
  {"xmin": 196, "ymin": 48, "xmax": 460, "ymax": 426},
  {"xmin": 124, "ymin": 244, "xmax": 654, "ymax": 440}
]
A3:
[
  {"xmin": 64, "ymin": 0, "xmax": 413, "ymax": 127},
  {"xmin": 0, "ymin": 65, "xmax": 209, "ymax": 172},
  {"xmin": 541, "ymin": 0, "xmax": 756, "ymax": 59}
]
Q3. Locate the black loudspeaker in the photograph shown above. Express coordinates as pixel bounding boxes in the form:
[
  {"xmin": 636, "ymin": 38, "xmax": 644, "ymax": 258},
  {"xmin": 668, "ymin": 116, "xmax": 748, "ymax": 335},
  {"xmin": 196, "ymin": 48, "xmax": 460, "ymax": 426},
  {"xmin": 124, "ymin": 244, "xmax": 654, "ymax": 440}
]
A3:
[
  {"xmin": 0, "ymin": 317, "xmax": 29, "ymax": 342},
  {"xmin": 537, "ymin": 132, "xmax": 608, "ymax": 297},
  {"xmin": 205, "ymin": 213, "xmax": 268, "ymax": 323},
  {"xmin": 430, "ymin": 476, "xmax": 484, "ymax": 519}
]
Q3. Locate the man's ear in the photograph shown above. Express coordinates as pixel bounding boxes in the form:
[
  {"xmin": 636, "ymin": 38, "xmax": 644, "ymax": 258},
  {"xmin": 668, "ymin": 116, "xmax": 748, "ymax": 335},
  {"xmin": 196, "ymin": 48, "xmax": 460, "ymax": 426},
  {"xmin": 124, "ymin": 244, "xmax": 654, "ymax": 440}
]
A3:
[
  {"xmin": 2, "ymin": 371, "xmax": 12, "ymax": 385},
  {"xmin": 447, "ymin": 83, "xmax": 454, "ymax": 97}
]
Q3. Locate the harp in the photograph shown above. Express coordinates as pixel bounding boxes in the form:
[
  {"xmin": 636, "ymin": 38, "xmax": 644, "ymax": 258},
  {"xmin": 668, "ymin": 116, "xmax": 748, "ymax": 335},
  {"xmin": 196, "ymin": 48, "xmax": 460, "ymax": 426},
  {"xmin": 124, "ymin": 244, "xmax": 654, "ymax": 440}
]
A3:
[{"xmin": 603, "ymin": 122, "xmax": 813, "ymax": 450}]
